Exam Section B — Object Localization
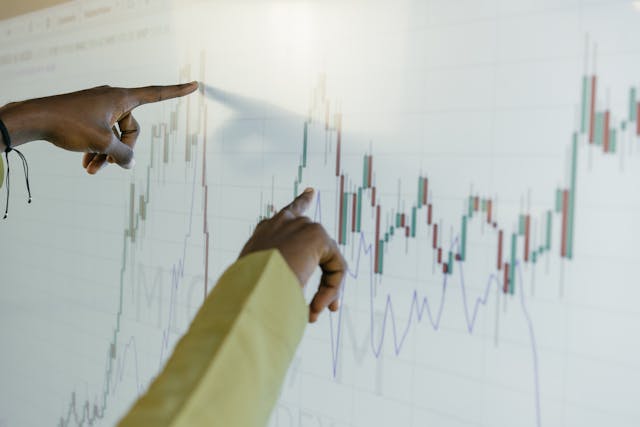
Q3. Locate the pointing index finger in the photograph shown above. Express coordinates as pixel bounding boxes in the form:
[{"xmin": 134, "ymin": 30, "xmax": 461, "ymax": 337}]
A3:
[
  {"xmin": 282, "ymin": 187, "xmax": 315, "ymax": 218},
  {"xmin": 127, "ymin": 81, "xmax": 199, "ymax": 109}
]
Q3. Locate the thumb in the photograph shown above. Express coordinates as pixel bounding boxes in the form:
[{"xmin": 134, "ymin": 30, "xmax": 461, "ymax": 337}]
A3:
[{"xmin": 106, "ymin": 137, "xmax": 135, "ymax": 169}]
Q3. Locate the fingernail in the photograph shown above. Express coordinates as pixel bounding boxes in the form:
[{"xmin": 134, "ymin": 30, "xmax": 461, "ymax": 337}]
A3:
[{"xmin": 303, "ymin": 187, "xmax": 314, "ymax": 194}]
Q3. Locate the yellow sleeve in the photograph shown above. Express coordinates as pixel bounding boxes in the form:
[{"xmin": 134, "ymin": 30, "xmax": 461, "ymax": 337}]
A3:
[{"xmin": 117, "ymin": 249, "xmax": 308, "ymax": 427}]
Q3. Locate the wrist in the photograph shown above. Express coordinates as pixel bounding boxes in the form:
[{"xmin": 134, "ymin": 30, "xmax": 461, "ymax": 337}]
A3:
[{"xmin": 0, "ymin": 100, "xmax": 50, "ymax": 148}]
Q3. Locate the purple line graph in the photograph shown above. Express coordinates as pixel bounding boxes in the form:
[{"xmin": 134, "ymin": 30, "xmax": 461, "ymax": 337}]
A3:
[
  {"xmin": 59, "ymin": 115, "xmax": 206, "ymax": 427},
  {"xmin": 320, "ymin": 190, "xmax": 542, "ymax": 426}
]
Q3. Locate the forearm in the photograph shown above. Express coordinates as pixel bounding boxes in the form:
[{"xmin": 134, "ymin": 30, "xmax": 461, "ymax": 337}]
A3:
[
  {"xmin": 0, "ymin": 100, "xmax": 50, "ymax": 149},
  {"xmin": 117, "ymin": 249, "xmax": 307, "ymax": 427}
]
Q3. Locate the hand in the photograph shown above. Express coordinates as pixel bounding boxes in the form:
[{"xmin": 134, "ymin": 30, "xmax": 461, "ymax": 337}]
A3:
[
  {"xmin": 0, "ymin": 82, "xmax": 198, "ymax": 174},
  {"xmin": 239, "ymin": 188, "xmax": 347, "ymax": 323}
]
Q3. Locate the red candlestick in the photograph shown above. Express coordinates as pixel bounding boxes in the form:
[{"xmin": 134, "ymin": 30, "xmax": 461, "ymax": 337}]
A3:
[
  {"xmin": 503, "ymin": 263, "xmax": 509, "ymax": 294},
  {"xmin": 497, "ymin": 229, "xmax": 503, "ymax": 271},
  {"xmin": 422, "ymin": 178, "xmax": 428, "ymax": 205},
  {"xmin": 433, "ymin": 223, "xmax": 438, "ymax": 249}
]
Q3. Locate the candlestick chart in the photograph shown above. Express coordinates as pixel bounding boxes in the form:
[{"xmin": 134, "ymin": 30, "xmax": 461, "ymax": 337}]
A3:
[
  {"xmin": 274, "ymin": 52, "xmax": 640, "ymax": 427},
  {"xmin": 1, "ymin": 1, "xmax": 640, "ymax": 427}
]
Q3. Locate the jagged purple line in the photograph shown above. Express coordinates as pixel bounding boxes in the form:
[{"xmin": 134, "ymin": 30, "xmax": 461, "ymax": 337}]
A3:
[
  {"xmin": 60, "ymin": 147, "xmax": 201, "ymax": 427},
  {"xmin": 516, "ymin": 261, "xmax": 542, "ymax": 427},
  {"xmin": 110, "ymin": 337, "xmax": 141, "ymax": 396},
  {"xmin": 320, "ymin": 191, "xmax": 542, "ymax": 426},
  {"xmin": 158, "ymin": 147, "xmax": 199, "ymax": 364}
]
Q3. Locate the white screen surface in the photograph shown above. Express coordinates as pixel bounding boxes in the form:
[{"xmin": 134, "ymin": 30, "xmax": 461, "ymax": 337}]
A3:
[{"xmin": 1, "ymin": 1, "xmax": 640, "ymax": 426}]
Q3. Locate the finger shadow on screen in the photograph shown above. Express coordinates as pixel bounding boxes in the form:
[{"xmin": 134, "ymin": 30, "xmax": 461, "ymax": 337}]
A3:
[{"xmin": 202, "ymin": 84, "xmax": 367, "ymax": 173}]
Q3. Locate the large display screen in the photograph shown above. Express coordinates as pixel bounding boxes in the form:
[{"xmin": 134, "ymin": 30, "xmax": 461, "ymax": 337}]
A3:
[{"xmin": 1, "ymin": 1, "xmax": 639, "ymax": 426}]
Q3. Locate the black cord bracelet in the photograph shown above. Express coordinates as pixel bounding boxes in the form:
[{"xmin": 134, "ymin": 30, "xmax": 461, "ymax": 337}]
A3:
[
  {"xmin": 0, "ymin": 116, "xmax": 32, "ymax": 219},
  {"xmin": 0, "ymin": 116, "xmax": 10, "ymax": 152}
]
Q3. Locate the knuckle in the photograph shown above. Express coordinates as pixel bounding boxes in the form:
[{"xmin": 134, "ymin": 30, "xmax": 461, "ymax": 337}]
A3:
[
  {"xmin": 291, "ymin": 216, "xmax": 310, "ymax": 227},
  {"xmin": 123, "ymin": 92, "xmax": 136, "ymax": 107},
  {"xmin": 298, "ymin": 215, "xmax": 312, "ymax": 223},
  {"xmin": 306, "ymin": 222, "xmax": 324, "ymax": 235},
  {"xmin": 339, "ymin": 255, "xmax": 348, "ymax": 269},
  {"xmin": 97, "ymin": 131, "xmax": 114, "ymax": 149},
  {"xmin": 321, "ymin": 283, "xmax": 336, "ymax": 294},
  {"xmin": 107, "ymin": 86, "xmax": 124, "ymax": 98},
  {"xmin": 280, "ymin": 209, "xmax": 295, "ymax": 221},
  {"xmin": 310, "ymin": 299, "xmax": 323, "ymax": 311},
  {"xmin": 255, "ymin": 217, "xmax": 275, "ymax": 232}
]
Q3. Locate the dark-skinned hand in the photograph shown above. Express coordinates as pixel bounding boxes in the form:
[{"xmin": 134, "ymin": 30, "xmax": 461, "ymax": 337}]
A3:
[
  {"xmin": 239, "ymin": 188, "xmax": 347, "ymax": 323},
  {"xmin": 0, "ymin": 82, "xmax": 198, "ymax": 174}
]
